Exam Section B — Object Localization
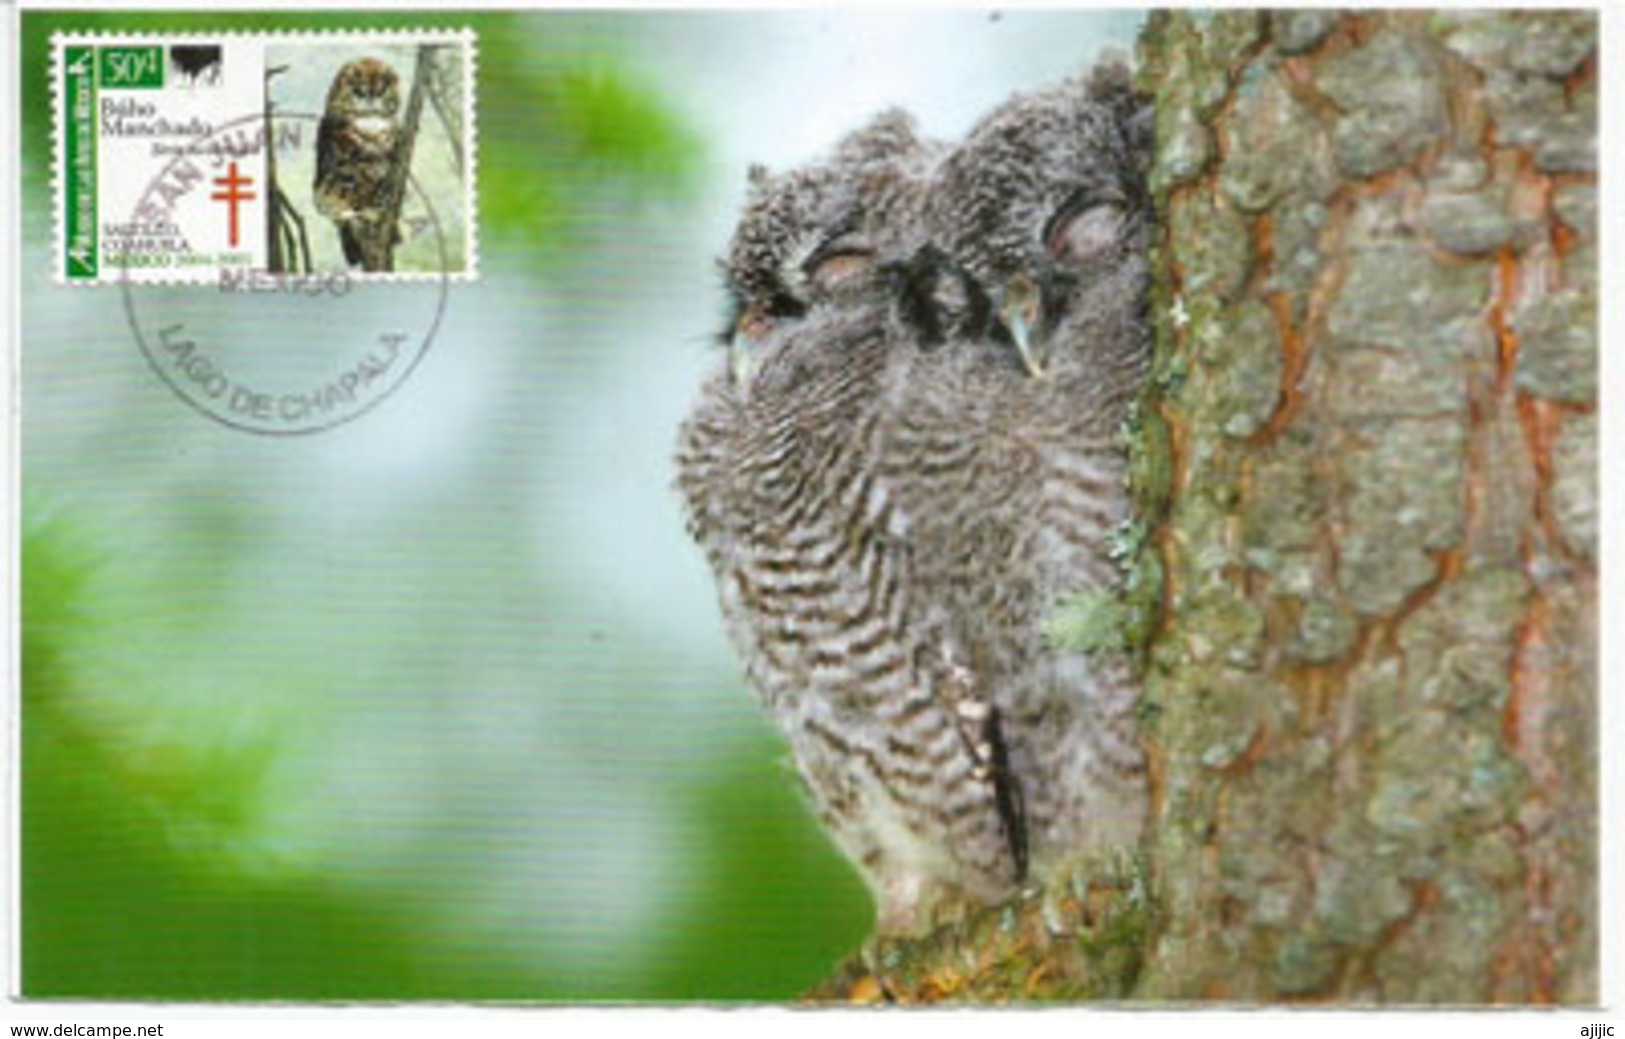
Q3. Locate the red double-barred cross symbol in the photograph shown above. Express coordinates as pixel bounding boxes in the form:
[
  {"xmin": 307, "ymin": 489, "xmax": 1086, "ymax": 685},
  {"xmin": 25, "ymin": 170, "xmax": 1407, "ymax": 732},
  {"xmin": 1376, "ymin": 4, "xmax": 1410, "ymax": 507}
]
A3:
[{"xmin": 210, "ymin": 161, "xmax": 257, "ymax": 248}]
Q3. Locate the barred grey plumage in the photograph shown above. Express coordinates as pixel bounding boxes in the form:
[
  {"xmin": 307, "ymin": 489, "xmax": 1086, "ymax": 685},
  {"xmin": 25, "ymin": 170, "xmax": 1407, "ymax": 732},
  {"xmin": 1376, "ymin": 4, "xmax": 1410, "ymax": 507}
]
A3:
[{"xmin": 677, "ymin": 64, "xmax": 1151, "ymax": 933}]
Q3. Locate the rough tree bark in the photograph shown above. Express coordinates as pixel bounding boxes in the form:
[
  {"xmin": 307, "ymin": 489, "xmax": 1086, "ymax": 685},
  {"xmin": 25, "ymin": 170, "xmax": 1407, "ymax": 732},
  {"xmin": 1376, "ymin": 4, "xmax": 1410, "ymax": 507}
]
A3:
[{"xmin": 812, "ymin": 9, "xmax": 1597, "ymax": 1005}]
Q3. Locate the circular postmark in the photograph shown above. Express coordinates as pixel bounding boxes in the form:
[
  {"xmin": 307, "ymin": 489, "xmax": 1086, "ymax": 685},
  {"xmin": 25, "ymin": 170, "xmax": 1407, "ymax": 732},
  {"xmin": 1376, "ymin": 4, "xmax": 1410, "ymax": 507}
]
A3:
[{"xmin": 118, "ymin": 110, "xmax": 450, "ymax": 436}]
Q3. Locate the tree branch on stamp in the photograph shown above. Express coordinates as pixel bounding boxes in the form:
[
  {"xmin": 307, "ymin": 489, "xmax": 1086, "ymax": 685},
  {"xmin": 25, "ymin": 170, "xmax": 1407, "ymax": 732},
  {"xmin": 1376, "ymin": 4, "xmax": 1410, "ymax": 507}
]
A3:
[
  {"xmin": 368, "ymin": 44, "xmax": 441, "ymax": 274},
  {"xmin": 264, "ymin": 63, "xmax": 312, "ymax": 276},
  {"xmin": 424, "ymin": 51, "xmax": 465, "ymax": 179}
]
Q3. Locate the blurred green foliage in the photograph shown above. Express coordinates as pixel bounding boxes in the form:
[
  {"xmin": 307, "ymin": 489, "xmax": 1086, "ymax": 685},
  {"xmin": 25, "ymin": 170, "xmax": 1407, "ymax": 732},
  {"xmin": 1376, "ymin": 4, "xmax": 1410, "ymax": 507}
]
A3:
[
  {"xmin": 21, "ymin": 10, "xmax": 871, "ymax": 1000},
  {"xmin": 23, "ymin": 508, "xmax": 870, "ymax": 999},
  {"xmin": 25, "ymin": 510, "xmax": 416, "ymax": 999},
  {"xmin": 654, "ymin": 757, "xmax": 872, "ymax": 998}
]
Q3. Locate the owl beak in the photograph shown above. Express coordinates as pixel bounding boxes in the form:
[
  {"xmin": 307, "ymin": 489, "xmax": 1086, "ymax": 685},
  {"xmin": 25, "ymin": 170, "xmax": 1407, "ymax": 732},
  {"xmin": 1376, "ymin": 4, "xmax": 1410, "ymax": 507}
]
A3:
[
  {"xmin": 730, "ymin": 303, "xmax": 775, "ymax": 388},
  {"xmin": 729, "ymin": 331, "xmax": 756, "ymax": 388},
  {"xmin": 1001, "ymin": 274, "xmax": 1046, "ymax": 379}
]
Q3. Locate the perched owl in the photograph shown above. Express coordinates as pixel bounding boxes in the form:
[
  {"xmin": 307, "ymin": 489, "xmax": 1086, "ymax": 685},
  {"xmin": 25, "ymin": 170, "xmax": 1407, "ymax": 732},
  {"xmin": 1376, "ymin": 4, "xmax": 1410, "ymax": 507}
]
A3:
[
  {"xmin": 928, "ymin": 62, "xmax": 1152, "ymax": 382},
  {"xmin": 677, "ymin": 65, "xmax": 1151, "ymax": 934},
  {"xmin": 314, "ymin": 57, "xmax": 403, "ymax": 272},
  {"xmin": 719, "ymin": 108, "xmax": 940, "ymax": 382}
]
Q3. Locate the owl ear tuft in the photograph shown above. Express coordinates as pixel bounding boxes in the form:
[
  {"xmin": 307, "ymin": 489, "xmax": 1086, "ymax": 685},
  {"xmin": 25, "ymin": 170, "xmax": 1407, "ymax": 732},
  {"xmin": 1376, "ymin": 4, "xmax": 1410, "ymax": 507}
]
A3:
[
  {"xmin": 837, "ymin": 108, "xmax": 921, "ymax": 166},
  {"xmin": 1085, "ymin": 54, "xmax": 1135, "ymax": 103},
  {"xmin": 1084, "ymin": 55, "xmax": 1152, "ymax": 176},
  {"xmin": 747, "ymin": 164, "xmax": 772, "ymax": 190}
]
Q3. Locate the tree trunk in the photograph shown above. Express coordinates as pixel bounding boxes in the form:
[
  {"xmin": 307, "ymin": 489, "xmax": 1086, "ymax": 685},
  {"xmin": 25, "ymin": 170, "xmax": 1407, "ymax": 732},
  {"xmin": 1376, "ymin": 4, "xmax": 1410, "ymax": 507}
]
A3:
[{"xmin": 812, "ymin": 9, "xmax": 1597, "ymax": 1004}]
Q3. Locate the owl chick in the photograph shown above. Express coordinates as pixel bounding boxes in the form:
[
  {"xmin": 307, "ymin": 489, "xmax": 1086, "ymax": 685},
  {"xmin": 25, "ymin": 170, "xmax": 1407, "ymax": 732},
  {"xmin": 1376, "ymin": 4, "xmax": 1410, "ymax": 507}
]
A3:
[
  {"xmin": 721, "ymin": 108, "xmax": 940, "ymax": 384},
  {"xmin": 314, "ymin": 57, "xmax": 404, "ymax": 272},
  {"xmin": 927, "ymin": 62, "xmax": 1152, "ymax": 382},
  {"xmin": 892, "ymin": 67, "xmax": 1153, "ymax": 870},
  {"xmin": 677, "ymin": 65, "xmax": 1151, "ymax": 934}
]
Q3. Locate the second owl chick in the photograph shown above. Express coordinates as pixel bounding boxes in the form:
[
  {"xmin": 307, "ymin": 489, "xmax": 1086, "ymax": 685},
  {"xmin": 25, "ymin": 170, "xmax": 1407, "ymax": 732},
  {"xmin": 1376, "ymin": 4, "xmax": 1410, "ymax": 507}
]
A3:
[{"xmin": 926, "ymin": 62, "xmax": 1152, "ymax": 383}]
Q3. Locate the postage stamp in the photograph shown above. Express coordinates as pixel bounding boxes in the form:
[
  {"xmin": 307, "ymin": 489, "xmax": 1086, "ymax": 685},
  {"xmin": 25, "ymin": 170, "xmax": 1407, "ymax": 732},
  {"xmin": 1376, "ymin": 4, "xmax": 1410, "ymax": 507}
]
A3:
[{"xmin": 53, "ymin": 29, "xmax": 476, "ymax": 284}]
